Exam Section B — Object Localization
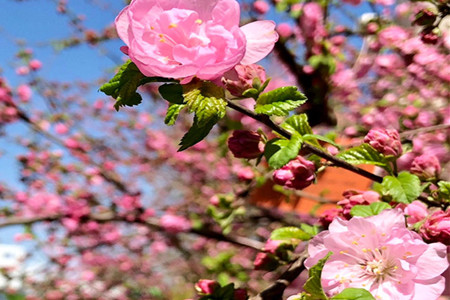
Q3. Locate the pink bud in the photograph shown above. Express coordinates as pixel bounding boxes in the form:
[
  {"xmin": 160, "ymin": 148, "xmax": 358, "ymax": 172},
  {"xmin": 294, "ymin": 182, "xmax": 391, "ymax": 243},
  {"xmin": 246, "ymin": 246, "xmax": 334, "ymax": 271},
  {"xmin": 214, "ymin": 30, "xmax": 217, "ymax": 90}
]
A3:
[
  {"xmin": 420, "ymin": 210, "xmax": 450, "ymax": 244},
  {"xmin": 364, "ymin": 128, "xmax": 403, "ymax": 156},
  {"xmin": 228, "ymin": 130, "xmax": 264, "ymax": 159},
  {"xmin": 410, "ymin": 154, "xmax": 441, "ymax": 179},
  {"xmin": 254, "ymin": 252, "xmax": 279, "ymax": 271},
  {"xmin": 404, "ymin": 201, "xmax": 428, "ymax": 225},
  {"xmin": 234, "ymin": 288, "xmax": 248, "ymax": 300},
  {"xmin": 277, "ymin": 23, "xmax": 293, "ymax": 38},
  {"xmin": 29, "ymin": 59, "xmax": 42, "ymax": 71},
  {"xmin": 195, "ymin": 279, "xmax": 219, "ymax": 295},
  {"xmin": 273, "ymin": 156, "xmax": 315, "ymax": 190},
  {"xmin": 263, "ymin": 239, "xmax": 283, "ymax": 254},
  {"xmin": 222, "ymin": 64, "xmax": 267, "ymax": 97},
  {"xmin": 253, "ymin": 0, "xmax": 269, "ymax": 14}
]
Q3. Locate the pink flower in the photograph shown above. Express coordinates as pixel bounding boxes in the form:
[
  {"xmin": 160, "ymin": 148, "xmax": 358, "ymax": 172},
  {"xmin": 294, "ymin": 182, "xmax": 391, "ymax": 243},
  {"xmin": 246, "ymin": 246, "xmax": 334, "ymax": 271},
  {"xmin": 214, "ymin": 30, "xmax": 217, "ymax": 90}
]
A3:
[
  {"xmin": 160, "ymin": 214, "xmax": 191, "ymax": 234},
  {"xmin": 378, "ymin": 26, "xmax": 409, "ymax": 47},
  {"xmin": 228, "ymin": 130, "xmax": 264, "ymax": 159},
  {"xmin": 364, "ymin": 128, "xmax": 403, "ymax": 156},
  {"xmin": 410, "ymin": 154, "xmax": 441, "ymax": 179},
  {"xmin": 305, "ymin": 209, "xmax": 449, "ymax": 299},
  {"xmin": 17, "ymin": 84, "xmax": 32, "ymax": 102},
  {"xmin": 273, "ymin": 156, "xmax": 315, "ymax": 190},
  {"xmin": 337, "ymin": 190, "xmax": 380, "ymax": 219},
  {"xmin": 421, "ymin": 210, "xmax": 450, "ymax": 245},
  {"xmin": 115, "ymin": 0, "xmax": 278, "ymax": 82},
  {"xmin": 404, "ymin": 201, "xmax": 428, "ymax": 225}
]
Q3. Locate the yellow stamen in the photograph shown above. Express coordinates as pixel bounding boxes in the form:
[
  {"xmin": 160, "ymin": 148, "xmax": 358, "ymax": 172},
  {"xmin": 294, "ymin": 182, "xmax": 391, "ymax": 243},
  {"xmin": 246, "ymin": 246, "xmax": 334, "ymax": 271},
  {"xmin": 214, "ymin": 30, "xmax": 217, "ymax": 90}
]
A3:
[
  {"xmin": 195, "ymin": 19, "xmax": 203, "ymax": 24},
  {"xmin": 169, "ymin": 23, "xmax": 177, "ymax": 28}
]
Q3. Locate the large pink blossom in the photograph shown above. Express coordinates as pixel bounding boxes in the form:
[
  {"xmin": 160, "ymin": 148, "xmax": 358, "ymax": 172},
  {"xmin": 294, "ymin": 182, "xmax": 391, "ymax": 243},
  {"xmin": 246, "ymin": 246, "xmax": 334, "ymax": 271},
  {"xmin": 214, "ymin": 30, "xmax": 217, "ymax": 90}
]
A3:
[
  {"xmin": 305, "ymin": 209, "xmax": 449, "ymax": 299},
  {"xmin": 115, "ymin": 0, "xmax": 278, "ymax": 82}
]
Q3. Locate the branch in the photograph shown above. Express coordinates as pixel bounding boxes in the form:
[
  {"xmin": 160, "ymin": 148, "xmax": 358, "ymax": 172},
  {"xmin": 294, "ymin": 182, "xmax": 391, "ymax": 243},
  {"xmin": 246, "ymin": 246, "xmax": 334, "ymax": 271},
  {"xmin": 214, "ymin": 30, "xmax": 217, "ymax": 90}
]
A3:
[
  {"xmin": 226, "ymin": 99, "xmax": 383, "ymax": 183},
  {"xmin": 251, "ymin": 253, "xmax": 307, "ymax": 300},
  {"xmin": 0, "ymin": 213, "xmax": 264, "ymax": 251}
]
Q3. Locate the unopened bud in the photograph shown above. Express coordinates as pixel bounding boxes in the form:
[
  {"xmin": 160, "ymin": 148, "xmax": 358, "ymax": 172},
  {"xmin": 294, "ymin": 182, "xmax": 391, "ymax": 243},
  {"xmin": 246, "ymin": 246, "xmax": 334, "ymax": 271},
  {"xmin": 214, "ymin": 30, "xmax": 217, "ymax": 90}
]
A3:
[{"xmin": 222, "ymin": 64, "xmax": 266, "ymax": 97}]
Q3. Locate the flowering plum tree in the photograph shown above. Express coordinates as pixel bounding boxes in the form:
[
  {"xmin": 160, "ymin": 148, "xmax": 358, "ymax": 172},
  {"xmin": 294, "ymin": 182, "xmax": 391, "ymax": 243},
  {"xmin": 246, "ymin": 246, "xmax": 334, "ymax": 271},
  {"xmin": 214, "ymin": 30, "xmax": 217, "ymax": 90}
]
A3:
[{"xmin": 0, "ymin": 0, "xmax": 449, "ymax": 299}]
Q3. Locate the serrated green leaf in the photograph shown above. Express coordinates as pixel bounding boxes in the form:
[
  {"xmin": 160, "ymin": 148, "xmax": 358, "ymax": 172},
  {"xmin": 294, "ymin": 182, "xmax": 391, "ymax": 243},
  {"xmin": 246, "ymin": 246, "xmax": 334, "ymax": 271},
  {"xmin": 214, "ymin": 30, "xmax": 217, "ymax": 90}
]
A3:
[
  {"xmin": 303, "ymin": 252, "xmax": 332, "ymax": 300},
  {"xmin": 282, "ymin": 114, "xmax": 313, "ymax": 135},
  {"xmin": 183, "ymin": 81, "xmax": 227, "ymax": 128},
  {"xmin": 331, "ymin": 288, "xmax": 375, "ymax": 300},
  {"xmin": 100, "ymin": 61, "xmax": 177, "ymax": 111},
  {"xmin": 164, "ymin": 104, "xmax": 186, "ymax": 126},
  {"xmin": 350, "ymin": 202, "xmax": 392, "ymax": 217},
  {"xmin": 270, "ymin": 226, "xmax": 312, "ymax": 241},
  {"xmin": 381, "ymin": 172, "xmax": 421, "ymax": 204},
  {"xmin": 282, "ymin": 114, "xmax": 322, "ymax": 147},
  {"xmin": 264, "ymin": 134, "xmax": 303, "ymax": 169},
  {"xmin": 303, "ymin": 134, "xmax": 339, "ymax": 147},
  {"xmin": 300, "ymin": 223, "xmax": 320, "ymax": 237},
  {"xmin": 255, "ymin": 86, "xmax": 307, "ymax": 116},
  {"xmin": 337, "ymin": 144, "xmax": 390, "ymax": 170},
  {"xmin": 438, "ymin": 181, "xmax": 450, "ymax": 199},
  {"xmin": 100, "ymin": 60, "xmax": 145, "ymax": 111},
  {"xmin": 178, "ymin": 116, "xmax": 217, "ymax": 151},
  {"xmin": 159, "ymin": 83, "xmax": 184, "ymax": 104}
]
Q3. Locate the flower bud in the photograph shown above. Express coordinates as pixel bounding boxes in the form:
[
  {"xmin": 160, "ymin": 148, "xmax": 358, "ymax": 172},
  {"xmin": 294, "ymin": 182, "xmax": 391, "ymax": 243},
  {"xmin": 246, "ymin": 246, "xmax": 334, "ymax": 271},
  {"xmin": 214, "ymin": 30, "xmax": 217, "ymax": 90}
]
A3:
[
  {"xmin": 195, "ymin": 279, "xmax": 220, "ymax": 295},
  {"xmin": 410, "ymin": 154, "xmax": 441, "ymax": 179},
  {"xmin": 228, "ymin": 130, "xmax": 264, "ymax": 159},
  {"xmin": 222, "ymin": 64, "xmax": 267, "ymax": 97},
  {"xmin": 414, "ymin": 9, "xmax": 437, "ymax": 26},
  {"xmin": 273, "ymin": 156, "xmax": 315, "ymax": 190},
  {"xmin": 234, "ymin": 288, "xmax": 248, "ymax": 300},
  {"xmin": 253, "ymin": 0, "xmax": 269, "ymax": 14},
  {"xmin": 364, "ymin": 128, "xmax": 402, "ymax": 156},
  {"xmin": 420, "ymin": 210, "xmax": 450, "ymax": 244},
  {"xmin": 253, "ymin": 252, "xmax": 279, "ymax": 271},
  {"xmin": 404, "ymin": 200, "xmax": 428, "ymax": 225}
]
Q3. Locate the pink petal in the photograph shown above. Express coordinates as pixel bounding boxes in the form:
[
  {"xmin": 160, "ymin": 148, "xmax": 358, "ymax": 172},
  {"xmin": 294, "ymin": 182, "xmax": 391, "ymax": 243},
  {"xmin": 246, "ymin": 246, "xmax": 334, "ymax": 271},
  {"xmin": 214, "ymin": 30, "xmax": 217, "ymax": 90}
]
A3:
[
  {"xmin": 412, "ymin": 276, "xmax": 446, "ymax": 300},
  {"xmin": 115, "ymin": 6, "xmax": 131, "ymax": 45},
  {"xmin": 414, "ymin": 243, "xmax": 449, "ymax": 280},
  {"xmin": 240, "ymin": 20, "xmax": 278, "ymax": 65}
]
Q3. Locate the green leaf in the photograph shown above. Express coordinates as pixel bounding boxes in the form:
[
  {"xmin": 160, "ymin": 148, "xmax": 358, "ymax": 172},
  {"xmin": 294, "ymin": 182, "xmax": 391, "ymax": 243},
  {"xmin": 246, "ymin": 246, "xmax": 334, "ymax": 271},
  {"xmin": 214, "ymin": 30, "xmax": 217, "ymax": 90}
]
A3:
[
  {"xmin": 183, "ymin": 81, "xmax": 227, "ymax": 128},
  {"xmin": 282, "ymin": 114, "xmax": 313, "ymax": 135},
  {"xmin": 164, "ymin": 103, "xmax": 186, "ymax": 126},
  {"xmin": 381, "ymin": 172, "xmax": 421, "ymax": 204},
  {"xmin": 337, "ymin": 144, "xmax": 390, "ymax": 169},
  {"xmin": 100, "ymin": 60, "xmax": 145, "ymax": 111},
  {"xmin": 282, "ymin": 114, "xmax": 322, "ymax": 148},
  {"xmin": 350, "ymin": 202, "xmax": 392, "ymax": 217},
  {"xmin": 178, "ymin": 116, "xmax": 216, "ymax": 151},
  {"xmin": 300, "ymin": 223, "xmax": 320, "ymax": 237},
  {"xmin": 215, "ymin": 283, "xmax": 235, "ymax": 300},
  {"xmin": 264, "ymin": 134, "xmax": 303, "ymax": 169},
  {"xmin": 437, "ymin": 181, "xmax": 450, "ymax": 200},
  {"xmin": 303, "ymin": 134, "xmax": 339, "ymax": 147},
  {"xmin": 303, "ymin": 252, "xmax": 332, "ymax": 300},
  {"xmin": 255, "ymin": 86, "xmax": 307, "ymax": 116},
  {"xmin": 159, "ymin": 84, "xmax": 184, "ymax": 104},
  {"xmin": 331, "ymin": 288, "xmax": 375, "ymax": 300},
  {"xmin": 270, "ymin": 226, "xmax": 312, "ymax": 241}
]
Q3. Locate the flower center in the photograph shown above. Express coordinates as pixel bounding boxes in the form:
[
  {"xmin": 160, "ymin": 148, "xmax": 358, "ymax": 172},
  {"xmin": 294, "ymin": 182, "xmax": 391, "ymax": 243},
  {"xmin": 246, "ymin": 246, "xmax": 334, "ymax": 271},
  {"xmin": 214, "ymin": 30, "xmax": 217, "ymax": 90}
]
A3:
[{"xmin": 359, "ymin": 248, "xmax": 398, "ymax": 283}]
